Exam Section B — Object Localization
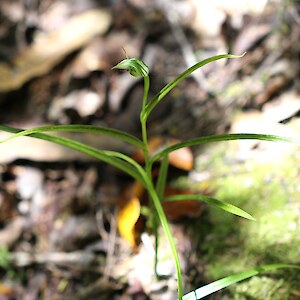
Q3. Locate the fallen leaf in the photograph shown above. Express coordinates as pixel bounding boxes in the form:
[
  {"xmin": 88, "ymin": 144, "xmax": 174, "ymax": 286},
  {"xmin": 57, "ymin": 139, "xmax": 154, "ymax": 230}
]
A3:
[
  {"xmin": 117, "ymin": 196, "xmax": 141, "ymax": 248},
  {"xmin": 0, "ymin": 283, "xmax": 14, "ymax": 296},
  {"xmin": 0, "ymin": 9, "xmax": 111, "ymax": 92},
  {"xmin": 71, "ymin": 32, "xmax": 142, "ymax": 77},
  {"xmin": 169, "ymin": 146, "xmax": 193, "ymax": 171},
  {"xmin": 262, "ymin": 92, "xmax": 300, "ymax": 122},
  {"xmin": 163, "ymin": 187, "xmax": 203, "ymax": 221}
]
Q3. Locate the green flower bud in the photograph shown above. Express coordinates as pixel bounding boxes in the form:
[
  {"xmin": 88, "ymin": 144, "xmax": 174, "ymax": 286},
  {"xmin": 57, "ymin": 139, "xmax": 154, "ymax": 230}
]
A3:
[{"xmin": 113, "ymin": 57, "xmax": 149, "ymax": 77}]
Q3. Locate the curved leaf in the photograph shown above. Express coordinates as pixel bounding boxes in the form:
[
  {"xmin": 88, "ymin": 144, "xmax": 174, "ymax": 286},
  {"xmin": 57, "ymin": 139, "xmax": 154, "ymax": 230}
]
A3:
[
  {"xmin": 182, "ymin": 264, "xmax": 300, "ymax": 299},
  {"xmin": 0, "ymin": 125, "xmax": 146, "ymax": 185},
  {"xmin": 163, "ymin": 194, "xmax": 255, "ymax": 221},
  {"xmin": 103, "ymin": 150, "xmax": 147, "ymax": 180},
  {"xmin": 156, "ymin": 155, "xmax": 169, "ymax": 198},
  {"xmin": 0, "ymin": 124, "xmax": 144, "ymax": 149},
  {"xmin": 151, "ymin": 133, "xmax": 300, "ymax": 164},
  {"xmin": 143, "ymin": 53, "xmax": 245, "ymax": 120}
]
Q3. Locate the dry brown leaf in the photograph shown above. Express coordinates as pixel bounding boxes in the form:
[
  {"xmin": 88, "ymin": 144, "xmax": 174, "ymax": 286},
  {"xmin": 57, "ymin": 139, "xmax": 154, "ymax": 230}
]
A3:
[
  {"xmin": 163, "ymin": 187, "xmax": 203, "ymax": 221},
  {"xmin": 168, "ymin": 146, "xmax": 193, "ymax": 171},
  {"xmin": 0, "ymin": 9, "xmax": 111, "ymax": 92},
  {"xmin": 71, "ymin": 32, "xmax": 142, "ymax": 77},
  {"xmin": 0, "ymin": 283, "xmax": 14, "ymax": 296},
  {"xmin": 117, "ymin": 196, "xmax": 141, "ymax": 248}
]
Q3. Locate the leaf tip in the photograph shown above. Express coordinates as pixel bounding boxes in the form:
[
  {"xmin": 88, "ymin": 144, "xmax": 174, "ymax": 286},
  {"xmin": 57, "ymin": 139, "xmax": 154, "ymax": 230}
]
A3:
[{"xmin": 241, "ymin": 212, "xmax": 256, "ymax": 221}]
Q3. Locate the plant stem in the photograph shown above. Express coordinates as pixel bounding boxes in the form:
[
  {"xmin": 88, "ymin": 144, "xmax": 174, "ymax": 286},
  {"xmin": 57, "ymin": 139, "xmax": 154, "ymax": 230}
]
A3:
[
  {"xmin": 153, "ymin": 216, "xmax": 160, "ymax": 278},
  {"xmin": 140, "ymin": 75, "xmax": 183, "ymax": 300},
  {"xmin": 147, "ymin": 184, "xmax": 183, "ymax": 299},
  {"xmin": 141, "ymin": 76, "xmax": 151, "ymax": 177}
]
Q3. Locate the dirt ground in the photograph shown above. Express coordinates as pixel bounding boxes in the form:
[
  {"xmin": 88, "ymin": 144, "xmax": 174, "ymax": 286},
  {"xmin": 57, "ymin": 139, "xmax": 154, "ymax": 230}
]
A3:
[{"xmin": 0, "ymin": 0, "xmax": 300, "ymax": 299}]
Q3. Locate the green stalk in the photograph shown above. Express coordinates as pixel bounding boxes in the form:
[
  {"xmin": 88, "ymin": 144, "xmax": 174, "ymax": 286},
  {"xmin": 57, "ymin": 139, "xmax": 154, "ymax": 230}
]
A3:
[
  {"xmin": 148, "ymin": 183, "xmax": 183, "ymax": 299},
  {"xmin": 140, "ymin": 75, "xmax": 183, "ymax": 299},
  {"xmin": 153, "ymin": 212, "xmax": 160, "ymax": 278},
  {"xmin": 154, "ymin": 155, "xmax": 170, "ymax": 277},
  {"xmin": 140, "ymin": 75, "xmax": 158, "ymax": 275},
  {"xmin": 141, "ymin": 75, "xmax": 150, "ymax": 168}
]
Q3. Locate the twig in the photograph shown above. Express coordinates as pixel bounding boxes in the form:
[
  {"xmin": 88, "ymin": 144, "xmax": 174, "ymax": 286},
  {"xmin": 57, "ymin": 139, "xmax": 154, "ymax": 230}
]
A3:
[
  {"xmin": 103, "ymin": 207, "xmax": 118, "ymax": 278},
  {"xmin": 10, "ymin": 251, "xmax": 101, "ymax": 269},
  {"xmin": 95, "ymin": 207, "xmax": 118, "ymax": 279}
]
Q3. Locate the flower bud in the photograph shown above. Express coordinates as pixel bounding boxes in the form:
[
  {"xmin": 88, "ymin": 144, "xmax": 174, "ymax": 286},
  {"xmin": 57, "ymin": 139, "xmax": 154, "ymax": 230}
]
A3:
[{"xmin": 112, "ymin": 58, "xmax": 149, "ymax": 77}]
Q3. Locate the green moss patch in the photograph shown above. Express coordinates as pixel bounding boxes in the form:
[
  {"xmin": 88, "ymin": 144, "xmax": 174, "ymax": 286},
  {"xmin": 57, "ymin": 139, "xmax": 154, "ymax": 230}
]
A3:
[{"xmin": 193, "ymin": 138, "xmax": 300, "ymax": 299}]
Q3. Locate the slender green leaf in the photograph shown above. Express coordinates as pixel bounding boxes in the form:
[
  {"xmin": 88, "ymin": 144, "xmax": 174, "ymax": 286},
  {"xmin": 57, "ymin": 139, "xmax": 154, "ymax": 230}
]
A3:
[
  {"xmin": 153, "ymin": 155, "xmax": 169, "ymax": 278},
  {"xmin": 103, "ymin": 150, "xmax": 147, "ymax": 182},
  {"xmin": 163, "ymin": 194, "xmax": 255, "ymax": 220},
  {"xmin": 0, "ymin": 125, "xmax": 146, "ymax": 185},
  {"xmin": 156, "ymin": 155, "xmax": 169, "ymax": 198},
  {"xmin": 143, "ymin": 53, "xmax": 245, "ymax": 120},
  {"xmin": 147, "ymin": 183, "xmax": 183, "ymax": 299},
  {"xmin": 0, "ymin": 124, "xmax": 144, "ymax": 149},
  {"xmin": 151, "ymin": 133, "xmax": 300, "ymax": 164},
  {"xmin": 182, "ymin": 264, "xmax": 300, "ymax": 299}
]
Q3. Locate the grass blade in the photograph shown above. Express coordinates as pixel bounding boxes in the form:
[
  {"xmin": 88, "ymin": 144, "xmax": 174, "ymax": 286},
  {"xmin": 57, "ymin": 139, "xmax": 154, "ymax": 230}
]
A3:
[
  {"xmin": 163, "ymin": 194, "xmax": 255, "ymax": 220},
  {"xmin": 151, "ymin": 133, "xmax": 300, "ymax": 164},
  {"xmin": 0, "ymin": 125, "xmax": 146, "ymax": 184},
  {"xmin": 154, "ymin": 155, "xmax": 169, "ymax": 278},
  {"xmin": 146, "ymin": 183, "xmax": 183, "ymax": 299},
  {"xmin": 182, "ymin": 264, "xmax": 300, "ymax": 299},
  {"xmin": 103, "ymin": 150, "xmax": 147, "ymax": 182},
  {"xmin": 156, "ymin": 155, "xmax": 169, "ymax": 198},
  {"xmin": 143, "ymin": 53, "xmax": 245, "ymax": 120},
  {"xmin": 0, "ymin": 124, "xmax": 144, "ymax": 149}
]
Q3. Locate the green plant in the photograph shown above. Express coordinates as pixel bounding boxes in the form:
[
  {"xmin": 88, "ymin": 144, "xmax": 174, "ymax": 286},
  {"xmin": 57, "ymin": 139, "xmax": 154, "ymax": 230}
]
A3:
[
  {"xmin": 0, "ymin": 246, "xmax": 10, "ymax": 270},
  {"xmin": 1, "ymin": 53, "xmax": 300, "ymax": 299},
  {"xmin": 0, "ymin": 246, "xmax": 16, "ymax": 279}
]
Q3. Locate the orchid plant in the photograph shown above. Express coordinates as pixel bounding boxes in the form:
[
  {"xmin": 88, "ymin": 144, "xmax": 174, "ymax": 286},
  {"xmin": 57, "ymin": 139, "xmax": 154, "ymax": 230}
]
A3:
[{"xmin": 1, "ymin": 52, "xmax": 300, "ymax": 299}]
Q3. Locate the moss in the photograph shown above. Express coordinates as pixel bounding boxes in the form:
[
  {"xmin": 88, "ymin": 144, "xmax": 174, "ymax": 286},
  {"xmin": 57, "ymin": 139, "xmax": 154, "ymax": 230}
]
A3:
[
  {"xmin": 245, "ymin": 208, "xmax": 300, "ymax": 263},
  {"xmin": 193, "ymin": 137, "xmax": 300, "ymax": 299},
  {"xmin": 233, "ymin": 277, "xmax": 290, "ymax": 300}
]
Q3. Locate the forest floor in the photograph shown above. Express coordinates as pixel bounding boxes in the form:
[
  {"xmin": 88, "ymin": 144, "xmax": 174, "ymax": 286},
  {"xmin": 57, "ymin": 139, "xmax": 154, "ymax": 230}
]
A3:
[{"xmin": 0, "ymin": 0, "xmax": 300, "ymax": 299}]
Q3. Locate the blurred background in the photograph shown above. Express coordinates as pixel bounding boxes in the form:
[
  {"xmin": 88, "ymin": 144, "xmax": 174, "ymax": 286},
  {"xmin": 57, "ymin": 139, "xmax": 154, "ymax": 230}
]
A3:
[{"xmin": 0, "ymin": 0, "xmax": 300, "ymax": 299}]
